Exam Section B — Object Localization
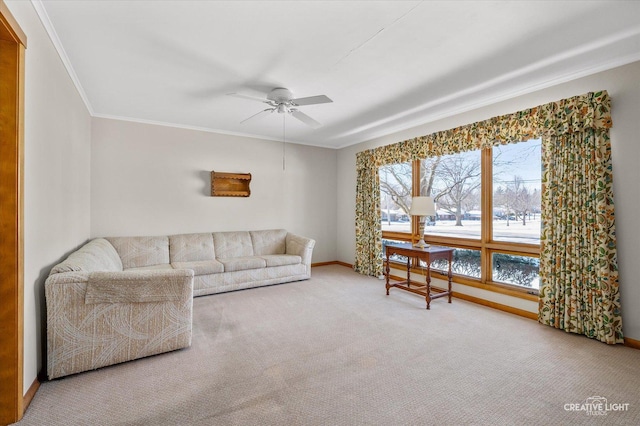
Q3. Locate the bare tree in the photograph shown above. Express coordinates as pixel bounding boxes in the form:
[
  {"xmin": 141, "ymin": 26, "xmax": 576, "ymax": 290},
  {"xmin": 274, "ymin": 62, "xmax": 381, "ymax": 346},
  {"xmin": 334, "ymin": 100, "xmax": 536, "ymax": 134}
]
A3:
[
  {"xmin": 432, "ymin": 154, "xmax": 481, "ymax": 226},
  {"xmin": 380, "ymin": 147, "xmax": 527, "ymax": 228},
  {"xmin": 380, "ymin": 157, "xmax": 443, "ymax": 218},
  {"xmin": 530, "ymin": 188, "xmax": 541, "ymax": 219},
  {"xmin": 380, "ymin": 163, "xmax": 412, "ymax": 218},
  {"xmin": 492, "ymin": 141, "xmax": 542, "ymax": 225},
  {"xmin": 496, "ymin": 176, "xmax": 536, "ymax": 225},
  {"xmin": 419, "ymin": 157, "xmax": 441, "ymax": 196},
  {"xmin": 513, "ymin": 176, "xmax": 532, "ymax": 225}
]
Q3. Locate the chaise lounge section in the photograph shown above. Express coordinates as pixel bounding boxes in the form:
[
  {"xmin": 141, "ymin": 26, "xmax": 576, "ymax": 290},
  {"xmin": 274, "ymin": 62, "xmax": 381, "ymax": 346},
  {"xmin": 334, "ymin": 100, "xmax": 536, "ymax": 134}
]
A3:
[{"xmin": 45, "ymin": 229, "xmax": 315, "ymax": 379}]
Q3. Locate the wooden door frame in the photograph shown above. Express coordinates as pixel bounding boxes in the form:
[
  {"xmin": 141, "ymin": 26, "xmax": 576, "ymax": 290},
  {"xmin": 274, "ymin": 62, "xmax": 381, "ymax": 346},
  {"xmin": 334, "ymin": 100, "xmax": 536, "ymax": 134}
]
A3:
[{"xmin": 0, "ymin": 1, "xmax": 26, "ymax": 424}]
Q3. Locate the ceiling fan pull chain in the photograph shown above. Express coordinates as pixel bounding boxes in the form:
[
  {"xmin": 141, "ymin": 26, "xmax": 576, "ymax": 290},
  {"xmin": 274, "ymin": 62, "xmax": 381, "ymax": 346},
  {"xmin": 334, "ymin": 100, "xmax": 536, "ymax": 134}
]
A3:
[{"xmin": 283, "ymin": 113, "xmax": 286, "ymax": 171}]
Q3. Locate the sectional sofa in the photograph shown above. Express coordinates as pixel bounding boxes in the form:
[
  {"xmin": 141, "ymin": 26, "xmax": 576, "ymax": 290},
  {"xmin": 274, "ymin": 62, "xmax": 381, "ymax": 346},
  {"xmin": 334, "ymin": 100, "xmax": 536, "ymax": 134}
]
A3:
[{"xmin": 45, "ymin": 229, "xmax": 315, "ymax": 379}]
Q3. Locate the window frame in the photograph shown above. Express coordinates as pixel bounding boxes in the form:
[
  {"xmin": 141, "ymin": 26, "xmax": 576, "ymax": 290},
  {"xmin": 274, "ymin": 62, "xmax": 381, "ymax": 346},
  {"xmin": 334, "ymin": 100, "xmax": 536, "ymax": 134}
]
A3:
[{"xmin": 381, "ymin": 146, "xmax": 540, "ymax": 301}]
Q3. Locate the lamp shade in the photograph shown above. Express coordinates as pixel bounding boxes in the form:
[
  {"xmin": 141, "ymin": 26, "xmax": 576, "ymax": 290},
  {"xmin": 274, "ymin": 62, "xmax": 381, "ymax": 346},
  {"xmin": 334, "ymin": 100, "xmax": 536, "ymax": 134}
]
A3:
[{"xmin": 409, "ymin": 196, "xmax": 436, "ymax": 216}]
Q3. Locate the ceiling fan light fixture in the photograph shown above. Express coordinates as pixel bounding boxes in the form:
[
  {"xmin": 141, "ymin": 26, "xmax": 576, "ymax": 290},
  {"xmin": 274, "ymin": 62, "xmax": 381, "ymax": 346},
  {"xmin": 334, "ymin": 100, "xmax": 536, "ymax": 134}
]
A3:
[{"xmin": 277, "ymin": 103, "xmax": 287, "ymax": 114}]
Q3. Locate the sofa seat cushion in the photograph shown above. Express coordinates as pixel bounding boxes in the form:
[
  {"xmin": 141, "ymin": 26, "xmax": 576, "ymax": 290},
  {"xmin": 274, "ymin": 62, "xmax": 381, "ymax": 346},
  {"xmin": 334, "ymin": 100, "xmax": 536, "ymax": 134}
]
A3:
[
  {"xmin": 125, "ymin": 264, "xmax": 174, "ymax": 272},
  {"xmin": 259, "ymin": 254, "xmax": 301, "ymax": 267},
  {"xmin": 219, "ymin": 257, "xmax": 266, "ymax": 273},
  {"xmin": 172, "ymin": 260, "xmax": 224, "ymax": 276}
]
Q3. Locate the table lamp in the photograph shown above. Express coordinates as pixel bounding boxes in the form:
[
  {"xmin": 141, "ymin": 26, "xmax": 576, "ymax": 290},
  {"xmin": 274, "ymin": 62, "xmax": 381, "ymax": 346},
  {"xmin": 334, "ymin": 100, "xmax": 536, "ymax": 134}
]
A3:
[{"xmin": 409, "ymin": 196, "xmax": 436, "ymax": 248}]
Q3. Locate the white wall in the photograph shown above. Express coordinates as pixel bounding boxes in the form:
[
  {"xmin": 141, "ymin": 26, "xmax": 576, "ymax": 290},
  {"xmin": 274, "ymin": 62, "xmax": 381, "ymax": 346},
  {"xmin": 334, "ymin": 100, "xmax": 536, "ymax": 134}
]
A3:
[
  {"xmin": 5, "ymin": 0, "xmax": 92, "ymax": 394},
  {"xmin": 336, "ymin": 60, "xmax": 640, "ymax": 340},
  {"xmin": 90, "ymin": 118, "xmax": 337, "ymax": 263}
]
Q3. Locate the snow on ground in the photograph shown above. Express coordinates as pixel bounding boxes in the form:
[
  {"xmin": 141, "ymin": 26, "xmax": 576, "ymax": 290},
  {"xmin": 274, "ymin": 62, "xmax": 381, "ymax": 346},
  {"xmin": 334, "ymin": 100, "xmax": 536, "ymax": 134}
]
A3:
[{"xmin": 382, "ymin": 218, "xmax": 541, "ymax": 245}]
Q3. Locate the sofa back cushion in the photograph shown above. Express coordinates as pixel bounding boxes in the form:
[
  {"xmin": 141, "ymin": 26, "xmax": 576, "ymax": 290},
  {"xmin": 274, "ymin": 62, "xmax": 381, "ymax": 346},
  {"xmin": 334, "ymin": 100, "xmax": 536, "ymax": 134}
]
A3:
[
  {"xmin": 169, "ymin": 233, "xmax": 215, "ymax": 262},
  {"xmin": 212, "ymin": 231, "xmax": 253, "ymax": 259},
  {"xmin": 50, "ymin": 238, "xmax": 123, "ymax": 274},
  {"xmin": 107, "ymin": 236, "xmax": 170, "ymax": 269},
  {"xmin": 250, "ymin": 229, "xmax": 287, "ymax": 255}
]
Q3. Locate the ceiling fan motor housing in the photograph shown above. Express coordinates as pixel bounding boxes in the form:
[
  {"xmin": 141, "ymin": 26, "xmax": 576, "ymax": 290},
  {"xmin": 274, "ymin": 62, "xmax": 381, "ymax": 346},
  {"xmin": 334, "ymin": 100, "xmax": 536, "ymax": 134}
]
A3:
[{"xmin": 267, "ymin": 88, "xmax": 294, "ymax": 103}]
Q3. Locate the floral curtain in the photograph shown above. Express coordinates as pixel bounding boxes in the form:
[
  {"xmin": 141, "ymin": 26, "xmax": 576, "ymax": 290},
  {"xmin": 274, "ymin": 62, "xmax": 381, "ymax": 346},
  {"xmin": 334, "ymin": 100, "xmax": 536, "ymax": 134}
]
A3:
[
  {"xmin": 538, "ymin": 94, "xmax": 621, "ymax": 344},
  {"xmin": 354, "ymin": 150, "xmax": 383, "ymax": 276},
  {"xmin": 354, "ymin": 91, "xmax": 622, "ymax": 343}
]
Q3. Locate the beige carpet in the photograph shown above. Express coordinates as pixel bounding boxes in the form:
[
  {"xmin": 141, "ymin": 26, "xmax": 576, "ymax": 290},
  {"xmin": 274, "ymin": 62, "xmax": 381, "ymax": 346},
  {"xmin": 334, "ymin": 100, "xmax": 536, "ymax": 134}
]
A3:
[{"xmin": 14, "ymin": 265, "xmax": 640, "ymax": 425}]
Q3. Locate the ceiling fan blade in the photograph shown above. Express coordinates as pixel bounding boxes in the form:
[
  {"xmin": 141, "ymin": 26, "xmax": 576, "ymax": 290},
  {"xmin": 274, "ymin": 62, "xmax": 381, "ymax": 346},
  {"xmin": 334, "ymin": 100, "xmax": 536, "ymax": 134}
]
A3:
[
  {"xmin": 227, "ymin": 92, "xmax": 268, "ymax": 103},
  {"xmin": 290, "ymin": 95, "xmax": 333, "ymax": 106},
  {"xmin": 240, "ymin": 108, "xmax": 273, "ymax": 124},
  {"xmin": 291, "ymin": 110, "xmax": 322, "ymax": 129}
]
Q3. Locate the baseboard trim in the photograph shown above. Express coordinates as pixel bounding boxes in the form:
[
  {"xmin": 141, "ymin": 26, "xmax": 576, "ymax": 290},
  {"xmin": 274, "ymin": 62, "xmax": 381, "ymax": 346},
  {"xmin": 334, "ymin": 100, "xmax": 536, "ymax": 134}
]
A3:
[
  {"xmin": 23, "ymin": 377, "xmax": 39, "ymax": 412},
  {"xmin": 452, "ymin": 292, "xmax": 538, "ymax": 320},
  {"xmin": 312, "ymin": 261, "xmax": 352, "ymax": 268},
  {"xmin": 311, "ymin": 261, "xmax": 338, "ymax": 267},
  {"xmin": 624, "ymin": 337, "xmax": 640, "ymax": 350}
]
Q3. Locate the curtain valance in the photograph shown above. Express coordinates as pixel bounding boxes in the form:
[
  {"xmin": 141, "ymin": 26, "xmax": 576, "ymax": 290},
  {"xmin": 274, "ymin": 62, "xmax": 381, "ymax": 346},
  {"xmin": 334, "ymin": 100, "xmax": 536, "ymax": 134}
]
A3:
[{"xmin": 356, "ymin": 91, "xmax": 612, "ymax": 169}]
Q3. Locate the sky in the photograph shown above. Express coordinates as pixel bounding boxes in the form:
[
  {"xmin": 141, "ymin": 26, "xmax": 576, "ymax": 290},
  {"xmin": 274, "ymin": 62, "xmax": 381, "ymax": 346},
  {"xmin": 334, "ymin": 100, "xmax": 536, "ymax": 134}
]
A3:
[{"xmin": 492, "ymin": 138, "xmax": 541, "ymax": 189}]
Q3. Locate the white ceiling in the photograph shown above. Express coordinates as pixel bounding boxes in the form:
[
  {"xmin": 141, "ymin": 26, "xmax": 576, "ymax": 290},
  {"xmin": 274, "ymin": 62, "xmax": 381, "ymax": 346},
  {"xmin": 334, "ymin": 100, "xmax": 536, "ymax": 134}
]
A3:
[{"xmin": 35, "ymin": 0, "xmax": 640, "ymax": 149}]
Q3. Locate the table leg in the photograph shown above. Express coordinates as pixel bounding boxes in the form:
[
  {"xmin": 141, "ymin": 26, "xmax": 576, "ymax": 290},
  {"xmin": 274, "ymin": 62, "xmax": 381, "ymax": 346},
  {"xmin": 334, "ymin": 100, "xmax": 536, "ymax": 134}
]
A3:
[
  {"xmin": 385, "ymin": 251, "xmax": 390, "ymax": 295},
  {"xmin": 447, "ymin": 253, "xmax": 453, "ymax": 303},
  {"xmin": 426, "ymin": 262, "xmax": 432, "ymax": 310},
  {"xmin": 406, "ymin": 257, "xmax": 411, "ymax": 288}
]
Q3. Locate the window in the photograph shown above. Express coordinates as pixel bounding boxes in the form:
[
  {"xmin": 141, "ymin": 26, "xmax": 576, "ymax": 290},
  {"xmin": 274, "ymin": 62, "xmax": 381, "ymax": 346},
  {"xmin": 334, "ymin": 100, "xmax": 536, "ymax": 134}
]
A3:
[
  {"xmin": 423, "ymin": 247, "xmax": 481, "ymax": 279},
  {"xmin": 380, "ymin": 139, "xmax": 541, "ymax": 296},
  {"xmin": 380, "ymin": 162, "xmax": 412, "ymax": 233},
  {"xmin": 492, "ymin": 253, "xmax": 540, "ymax": 289},
  {"xmin": 424, "ymin": 149, "xmax": 482, "ymax": 240},
  {"xmin": 382, "ymin": 239, "xmax": 410, "ymax": 263},
  {"xmin": 492, "ymin": 140, "xmax": 541, "ymax": 244}
]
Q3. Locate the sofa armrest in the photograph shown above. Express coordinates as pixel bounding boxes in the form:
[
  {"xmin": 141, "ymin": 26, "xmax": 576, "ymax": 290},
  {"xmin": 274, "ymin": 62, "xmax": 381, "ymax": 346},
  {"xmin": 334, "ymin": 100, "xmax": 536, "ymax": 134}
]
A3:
[
  {"xmin": 286, "ymin": 233, "xmax": 315, "ymax": 268},
  {"xmin": 50, "ymin": 238, "xmax": 123, "ymax": 274},
  {"xmin": 45, "ymin": 271, "xmax": 90, "ymax": 286},
  {"xmin": 86, "ymin": 269, "xmax": 194, "ymax": 304},
  {"xmin": 45, "ymin": 269, "xmax": 194, "ymax": 379}
]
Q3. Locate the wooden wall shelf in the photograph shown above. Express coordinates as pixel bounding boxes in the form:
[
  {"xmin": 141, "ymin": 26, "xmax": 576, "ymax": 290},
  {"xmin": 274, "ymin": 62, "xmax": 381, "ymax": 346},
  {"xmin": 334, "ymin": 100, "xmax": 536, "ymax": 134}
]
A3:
[{"xmin": 210, "ymin": 171, "xmax": 251, "ymax": 197}]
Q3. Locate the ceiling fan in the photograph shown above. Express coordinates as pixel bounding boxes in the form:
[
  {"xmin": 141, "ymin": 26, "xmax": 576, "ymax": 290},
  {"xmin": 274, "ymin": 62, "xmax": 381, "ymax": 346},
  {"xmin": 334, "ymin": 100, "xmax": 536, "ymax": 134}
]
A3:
[{"xmin": 228, "ymin": 87, "xmax": 332, "ymax": 129}]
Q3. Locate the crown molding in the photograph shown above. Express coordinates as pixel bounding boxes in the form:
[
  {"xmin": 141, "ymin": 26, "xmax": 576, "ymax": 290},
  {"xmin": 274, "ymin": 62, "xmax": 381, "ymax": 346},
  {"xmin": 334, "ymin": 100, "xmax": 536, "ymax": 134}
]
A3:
[
  {"xmin": 91, "ymin": 113, "xmax": 334, "ymax": 149},
  {"xmin": 31, "ymin": 0, "xmax": 94, "ymax": 114}
]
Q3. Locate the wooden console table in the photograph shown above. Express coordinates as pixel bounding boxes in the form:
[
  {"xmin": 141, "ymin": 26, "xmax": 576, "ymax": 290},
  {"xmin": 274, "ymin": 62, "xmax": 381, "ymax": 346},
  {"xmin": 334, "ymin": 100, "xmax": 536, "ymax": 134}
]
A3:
[{"xmin": 384, "ymin": 243, "xmax": 454, "ymax": 309}]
